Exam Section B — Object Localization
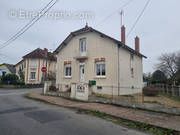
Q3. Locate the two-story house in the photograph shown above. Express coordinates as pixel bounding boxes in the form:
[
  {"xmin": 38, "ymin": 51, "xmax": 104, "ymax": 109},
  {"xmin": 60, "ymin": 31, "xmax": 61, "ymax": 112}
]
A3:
[
  {"xmin": 54, "ymin": 25, "xmax": 147, "ymax": 95},
  {"xmin": 16, "ymin": 48, "xmax": 56, "ymax": 84}
]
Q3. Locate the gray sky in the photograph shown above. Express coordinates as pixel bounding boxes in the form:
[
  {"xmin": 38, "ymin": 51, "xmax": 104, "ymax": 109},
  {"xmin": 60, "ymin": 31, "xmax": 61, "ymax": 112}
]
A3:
[{"xmin": 0, "ymin": 0, "xmax": 180, "ymax": 73}]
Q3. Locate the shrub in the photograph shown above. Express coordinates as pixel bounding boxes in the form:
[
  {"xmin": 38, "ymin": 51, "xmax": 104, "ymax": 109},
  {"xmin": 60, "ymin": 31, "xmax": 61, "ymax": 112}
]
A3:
[
  {"xmin": 143, "ymin": 85, "xmax": 159, "ymax": 96},
  {"xmin": 0, "ymin": 76, "xmax": 2, "ymax": 84},
  {"xmin": 1, "ymin": 74, "xmax": 19, "ymax": 85}
]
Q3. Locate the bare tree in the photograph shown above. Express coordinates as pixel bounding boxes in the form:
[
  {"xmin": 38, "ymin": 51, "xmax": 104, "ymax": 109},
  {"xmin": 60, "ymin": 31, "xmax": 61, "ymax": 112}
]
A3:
[{"xmin": 156, "ymin": 52, "xmax": 180, "ymax": 79}]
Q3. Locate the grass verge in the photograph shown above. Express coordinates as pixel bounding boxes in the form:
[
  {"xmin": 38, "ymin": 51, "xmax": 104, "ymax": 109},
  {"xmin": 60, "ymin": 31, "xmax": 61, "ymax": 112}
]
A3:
[
  {"xmin": 161, "ymin": 94, "xmax": 180, "ymax": 102},
  {"xmin": 24, "ymin": 93, "xmax": 180, "ymax": 135}
]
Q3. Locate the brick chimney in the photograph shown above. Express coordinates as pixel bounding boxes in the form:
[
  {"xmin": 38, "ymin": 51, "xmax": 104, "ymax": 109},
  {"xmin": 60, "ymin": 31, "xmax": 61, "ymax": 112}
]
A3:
[
  {"xmin": 44, "ymin": 48, "xmax": 48, "ymax": 57},
  {"xmin": 135, "ymin": 36, "xmax": 140, "ymax": 52},
  {"xmin": 121, "ymin": 25, "xmax": 126, "ymax": 44}
]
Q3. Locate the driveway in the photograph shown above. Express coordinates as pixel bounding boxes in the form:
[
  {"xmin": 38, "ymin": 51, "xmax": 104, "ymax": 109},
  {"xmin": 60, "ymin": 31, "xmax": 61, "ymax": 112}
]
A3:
[{"xmin": 0, "ymin": 88, "xmax": 148, "ymax": 135}]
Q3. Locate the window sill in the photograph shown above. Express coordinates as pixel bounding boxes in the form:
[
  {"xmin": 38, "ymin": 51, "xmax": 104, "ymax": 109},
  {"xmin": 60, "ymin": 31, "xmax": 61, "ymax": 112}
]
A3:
[
  {"xmin": 64, "ymin": 76, "xmax": 72, "ymax": 79},
  {"xmin": 95, "ymin": 76, "xmax": 106, "ymax": 79}
]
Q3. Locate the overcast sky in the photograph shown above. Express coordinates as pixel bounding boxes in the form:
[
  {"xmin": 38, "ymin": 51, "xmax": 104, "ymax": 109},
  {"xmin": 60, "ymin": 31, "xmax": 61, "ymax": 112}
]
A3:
[{"xmin": 0, "ymin": 0, "xmax": 180, "ymax": 73}]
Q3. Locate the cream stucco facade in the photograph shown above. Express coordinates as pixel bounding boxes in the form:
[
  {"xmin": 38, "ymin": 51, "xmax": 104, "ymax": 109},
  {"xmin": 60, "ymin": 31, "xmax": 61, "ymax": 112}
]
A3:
[
  {"xmin": 15, "ymin": 52, "xmax": 56, "ymax": 84},
  {"xmin": 56, "ymin": 28, "xmax": 145, "ymax": 95}
]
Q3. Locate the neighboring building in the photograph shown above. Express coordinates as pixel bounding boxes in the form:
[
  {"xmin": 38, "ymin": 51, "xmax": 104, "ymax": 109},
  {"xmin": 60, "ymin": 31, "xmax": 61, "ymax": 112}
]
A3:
[
  {"xmin": 15, "ymin": 48, "xmax": 56, "ymax": 84},
  {"xmin": 0, "ymin": 63, "xmax": 16, "ymax": 76},
  {"xmin": 54, "ymin": 25, "xmax": 147, "ymax": 95}
]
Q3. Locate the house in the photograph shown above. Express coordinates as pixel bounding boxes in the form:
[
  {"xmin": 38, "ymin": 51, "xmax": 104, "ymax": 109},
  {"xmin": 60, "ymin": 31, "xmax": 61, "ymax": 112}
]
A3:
[
  {"xmin": 54, "ymin": 25, "xmax": 147, "ymax": 95},
  {"xmin": 0, "ymin": 63, "xmax": 16, "ymax": 76},
  {"xmin": 15, "ymin": 48, "xmax": 56, "ymax": 84}
]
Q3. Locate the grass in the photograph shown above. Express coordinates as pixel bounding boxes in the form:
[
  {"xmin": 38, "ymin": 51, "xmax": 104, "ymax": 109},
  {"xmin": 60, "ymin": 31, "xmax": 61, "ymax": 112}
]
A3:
[
  {"xmin": 76, "ymin": 109, "xmax": 179, "ymax": 135},
  {"xmin": 24, "ymin": 93, "xmax": 180, "ymax": 135},
  {"xmin": 161, "ymin": 94, "xmax": 180, "ymax": 102}
]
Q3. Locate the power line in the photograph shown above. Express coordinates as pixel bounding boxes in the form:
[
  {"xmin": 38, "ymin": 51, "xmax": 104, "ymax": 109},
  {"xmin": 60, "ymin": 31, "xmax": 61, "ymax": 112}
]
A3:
[
  {"xmin": 94, "ymin": 0, "xmax": 134, "ymax": 27},
  {"xmin": 0, "ymin": 0, "xmax": 59, "ymax": 50},
  {"xmin": 0, "ymin": 0, "xmax": 55, "ymax": 49},
  {"xmin": 127, "ymin": 0, "xmax": 151, "ymax": 37}
]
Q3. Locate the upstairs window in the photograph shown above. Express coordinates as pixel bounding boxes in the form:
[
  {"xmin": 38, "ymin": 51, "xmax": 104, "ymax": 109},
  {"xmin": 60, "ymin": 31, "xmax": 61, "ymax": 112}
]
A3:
[
  {"xmin": 64, "ymin": 64, "xmax": 71, "ymax": 77},
  {"xmin": 30, "ymin": 60, "xmax": 37, "ymax": 68},
  {"xmin": 96, "ymin": 62, "xmax": 106, "ymax": 77},
  {"xmin": 80, "ymin": 38, "xmax": 86, "ymax": 56},
  {"xmin": 24, "ymin": 61, "xmax": 26, "ymax": 68}
]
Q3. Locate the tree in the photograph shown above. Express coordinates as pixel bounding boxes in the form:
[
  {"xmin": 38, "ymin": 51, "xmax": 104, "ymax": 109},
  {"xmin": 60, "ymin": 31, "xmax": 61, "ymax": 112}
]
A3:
[
  {"xmin": 18, "ymin": 69, "xmax": 25, "ymax": 82},
  {"xmin": 1, "ymin": 74, "xmax": 19, "ymax": 85},
  {"xmin": 152, "ymin": 70, "xmax": 167, "ymax": 84},
  {"xmin": 156, "ymin": 52, "xmax": 180, "ymax": 82}
]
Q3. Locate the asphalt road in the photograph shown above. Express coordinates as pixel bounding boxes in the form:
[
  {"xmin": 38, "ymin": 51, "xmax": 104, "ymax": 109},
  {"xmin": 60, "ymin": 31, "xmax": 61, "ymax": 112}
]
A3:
[{"xmin": 0, "ymin": 88, "xmax": 148, "ymax": 135}]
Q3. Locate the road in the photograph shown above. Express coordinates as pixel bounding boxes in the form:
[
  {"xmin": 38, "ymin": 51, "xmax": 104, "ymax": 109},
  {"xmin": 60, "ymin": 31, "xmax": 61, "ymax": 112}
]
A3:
[{"xmin": 0, "ymin": 88, "xmax": 148, "ymax": 135}]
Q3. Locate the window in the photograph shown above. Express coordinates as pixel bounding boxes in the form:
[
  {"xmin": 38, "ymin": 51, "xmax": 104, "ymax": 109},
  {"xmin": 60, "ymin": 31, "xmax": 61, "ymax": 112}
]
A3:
[
  {"xmin": 24, "ymin": 61, "xmax": 26, "ymax": 68},
  {"xmin": 65, "ymin": 64, "xmax": 71, "ymax": 77},
  {"xmin": 30, "ymin": 72, "xmax": 36, "ymax": 80},
  {"xmin": 96, "ymin": 62, "xmax": 106, "ymax": 77},
  {"xmin": 97, "ymin": 86, "xmax": 102, "ymax": 90},
  {"xmin": 30, "ymin": 60, "xmax": 37, "ymax": 68},
  {"xmin": 80, "ymin": 38, "xmax": 86, "ymax": 55},
  {"xmin": 131, "ymin": 68, "xmax": 134, "ymax": 78}
]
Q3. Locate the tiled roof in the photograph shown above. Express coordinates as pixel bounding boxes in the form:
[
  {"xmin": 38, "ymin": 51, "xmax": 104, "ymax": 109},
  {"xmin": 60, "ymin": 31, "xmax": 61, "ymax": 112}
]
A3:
[
  {"xmin": 54, "ymin": 26, "xmax": 147, "ymax": 58},
  {"xmin": 23, "ymin": 48, "xmax": 56, "ymax": 61}
]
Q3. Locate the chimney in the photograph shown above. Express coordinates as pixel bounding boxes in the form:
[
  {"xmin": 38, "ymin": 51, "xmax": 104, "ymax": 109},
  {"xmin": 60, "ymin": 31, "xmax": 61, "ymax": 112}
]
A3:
[
  {"xmin": 44, "ymin": 48, "xmax": 48, "ymax": 57},
  {"xmin": 121, "ymin": 25, "xmax": 126, "ymax": 44},
  {"xmin": 135, "ymin": 36, "xmax": 140, "ymax": 52}
]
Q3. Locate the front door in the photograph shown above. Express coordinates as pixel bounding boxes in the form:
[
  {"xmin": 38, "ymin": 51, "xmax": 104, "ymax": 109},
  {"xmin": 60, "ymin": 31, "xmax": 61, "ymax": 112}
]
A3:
[{"xmin": 80, "ymin": 64, "xmax": 85, "ymax": 82}]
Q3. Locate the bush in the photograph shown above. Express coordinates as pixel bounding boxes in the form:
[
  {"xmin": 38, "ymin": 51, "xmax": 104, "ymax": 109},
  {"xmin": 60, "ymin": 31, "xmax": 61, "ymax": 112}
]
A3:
[
  {"xmin": 0, "ymin": 76, "xmax": 2, "ymax": 84},
  {"xmin": 1, "ymin": 74, "xmax": 19, "ymax": 85},
  {"xmin": 143, "ymin": 85, "xmax": 159, "ymax": 96}
]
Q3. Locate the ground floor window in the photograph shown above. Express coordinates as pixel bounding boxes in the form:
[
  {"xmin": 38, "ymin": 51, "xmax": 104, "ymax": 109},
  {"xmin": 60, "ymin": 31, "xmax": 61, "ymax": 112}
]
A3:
[
  {"xmin": 96, "ymin": 62, "xmax": 106, "ymax": 77},
  {"xmin": 64, "ymin": 64, "xmax": 71, "ymax": 77},
  {"xmin": 30, "ymin": 72, "xmax": 36, "ymax": 80}
]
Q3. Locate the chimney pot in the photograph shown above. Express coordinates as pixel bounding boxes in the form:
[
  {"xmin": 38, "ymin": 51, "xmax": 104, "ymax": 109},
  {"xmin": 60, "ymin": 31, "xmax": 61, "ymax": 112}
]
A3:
[
  {"xmin": 135, "ymin": 36, "xmax": 140, "ymax": 52},
  {"xmin": 44, "ymin": 48, "xmax": 48, "ymax": 57},
  {"xmin": 121, "ymin": 25, "xmax": 126, "ymax": 44}
]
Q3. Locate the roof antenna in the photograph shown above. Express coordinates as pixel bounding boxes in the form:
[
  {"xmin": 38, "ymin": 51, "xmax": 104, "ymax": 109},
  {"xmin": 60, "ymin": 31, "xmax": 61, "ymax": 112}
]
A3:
[
  {"xmin": 119, "ymin": 10, "xmax": 124, "ymax": 27},
  {"xmin": 85, "ymin": 22, "xmax": 88, "ymax": 28}
]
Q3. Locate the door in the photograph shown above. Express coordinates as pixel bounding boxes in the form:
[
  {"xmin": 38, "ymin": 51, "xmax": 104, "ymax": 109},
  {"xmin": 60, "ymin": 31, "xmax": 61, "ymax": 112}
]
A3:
[{"xmin": 80, "ymin": 64, "xmax": 85, "ymax": 82}]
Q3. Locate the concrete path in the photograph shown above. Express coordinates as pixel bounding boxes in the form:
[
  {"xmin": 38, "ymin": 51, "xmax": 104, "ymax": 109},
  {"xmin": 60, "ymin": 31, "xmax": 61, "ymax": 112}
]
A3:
[{"xmin": 29, "ymin": 92, "xmax": 180, "ymax": 131}]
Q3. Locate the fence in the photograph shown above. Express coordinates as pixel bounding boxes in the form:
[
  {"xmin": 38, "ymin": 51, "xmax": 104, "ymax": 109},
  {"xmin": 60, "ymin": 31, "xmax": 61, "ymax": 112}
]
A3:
[
  {"xmin": 154, "ymin": 84, "xmax": 180, "ymax": 97},
  {"xmin": 89, "ymin": 85, "xmax": 143, "ymax": 103}
]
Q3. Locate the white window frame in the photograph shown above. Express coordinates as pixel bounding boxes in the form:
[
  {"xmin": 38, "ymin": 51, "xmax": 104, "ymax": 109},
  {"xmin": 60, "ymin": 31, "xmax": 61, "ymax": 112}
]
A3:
[
  {"xmin": 30, "ymin": 72, "xmax": 36, "ymax": 80},
  {"xmin": 96, "ymin": 62, "xmax": 106, "ymax": 77},
  {"xmin": 64, "ymin": 64, "xmax": 71, "ymax": 77},
  {"xmin": 80, "ymin": 38, "xmax": 86, "ymax": 56},
  {"xmin": 30, "ymin": 60, "xmax": 37, "ymax": 68}
]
